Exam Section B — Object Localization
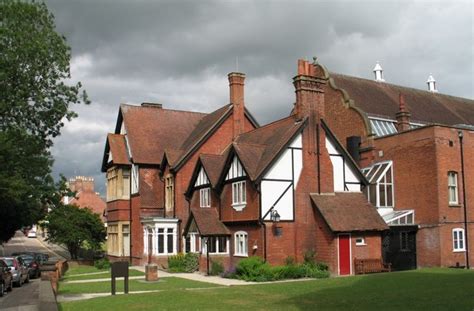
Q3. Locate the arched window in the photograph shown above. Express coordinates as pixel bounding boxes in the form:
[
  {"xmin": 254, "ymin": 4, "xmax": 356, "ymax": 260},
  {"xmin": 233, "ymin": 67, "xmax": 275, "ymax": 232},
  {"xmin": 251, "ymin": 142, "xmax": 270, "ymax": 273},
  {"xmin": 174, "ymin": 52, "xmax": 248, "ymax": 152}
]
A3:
[{"xmin": 234, "ymin": 231, "xmax": 248, "ymax": 257}]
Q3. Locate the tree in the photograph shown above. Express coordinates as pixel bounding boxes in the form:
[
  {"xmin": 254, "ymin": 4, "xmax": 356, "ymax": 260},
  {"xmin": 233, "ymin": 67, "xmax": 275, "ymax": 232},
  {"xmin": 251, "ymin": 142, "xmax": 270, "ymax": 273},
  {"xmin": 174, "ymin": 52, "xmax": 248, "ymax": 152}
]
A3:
[
  {"xmin": 0, "ymin": 1, "xmax": 88, "ymax": 243},
  {"xmin": 45, "ymin": 204, "xmax": 106, "ymax": 259}
]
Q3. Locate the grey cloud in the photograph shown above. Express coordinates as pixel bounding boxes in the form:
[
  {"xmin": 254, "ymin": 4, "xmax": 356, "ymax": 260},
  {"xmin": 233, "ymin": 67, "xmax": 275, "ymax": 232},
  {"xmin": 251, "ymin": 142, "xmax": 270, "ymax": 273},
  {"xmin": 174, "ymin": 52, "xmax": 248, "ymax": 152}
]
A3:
[{"xmin": 46, "ymin": 0, "xmax": 473, "ymax": 196}]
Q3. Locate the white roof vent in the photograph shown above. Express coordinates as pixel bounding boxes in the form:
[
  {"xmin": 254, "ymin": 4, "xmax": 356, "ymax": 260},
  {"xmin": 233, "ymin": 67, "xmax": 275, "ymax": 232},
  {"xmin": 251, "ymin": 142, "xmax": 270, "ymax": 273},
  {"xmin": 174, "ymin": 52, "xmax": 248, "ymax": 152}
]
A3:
[
  {"xmin": 427, "ymin": 74, "xmax": 438, "ymax": 93},
  {"xmin": 373, "ymin": 62, "xmax": 385, "ymax": 82}
]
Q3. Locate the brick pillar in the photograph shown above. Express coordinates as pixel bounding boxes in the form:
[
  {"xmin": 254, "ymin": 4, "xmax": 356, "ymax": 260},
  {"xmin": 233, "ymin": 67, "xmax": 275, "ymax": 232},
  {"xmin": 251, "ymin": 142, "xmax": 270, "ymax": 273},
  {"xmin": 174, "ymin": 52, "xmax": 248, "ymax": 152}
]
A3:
[
  {"xmin": 228, "ymin": 72, "xmax": 246, "ymax": 139},
  {"xmin": 396, "ymin": 93, "xmax": 411, "ymax": 132}
]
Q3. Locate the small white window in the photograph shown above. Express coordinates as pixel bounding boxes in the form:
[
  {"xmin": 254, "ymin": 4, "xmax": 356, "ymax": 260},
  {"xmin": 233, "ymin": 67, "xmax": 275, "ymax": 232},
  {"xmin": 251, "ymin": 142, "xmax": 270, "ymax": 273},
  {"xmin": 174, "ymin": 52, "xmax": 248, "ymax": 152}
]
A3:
[
  {"xmin": 232, "ymin": 181, "xmax": 246, "ymax": 211},
  {"xmin": 453, "ymin": 228, "xmax": 465, "ymax": 252},
  {"xmin": 202, "ymin": 236, "xmax": 229, "ymax": 255},
  {"xmin": 448, "ymin": 172, "xmax": 458, "ymax": 205},
  {"xmin": 355, "ymin": 237, "xmax": 366, "ymax": 246},
  {"xmin": 200, "ymin": 188, "xmax": 211, "ymax": 208},
  {"xmin": 234, "ymin": 231, "xmax": 248, "ymax": 256}
]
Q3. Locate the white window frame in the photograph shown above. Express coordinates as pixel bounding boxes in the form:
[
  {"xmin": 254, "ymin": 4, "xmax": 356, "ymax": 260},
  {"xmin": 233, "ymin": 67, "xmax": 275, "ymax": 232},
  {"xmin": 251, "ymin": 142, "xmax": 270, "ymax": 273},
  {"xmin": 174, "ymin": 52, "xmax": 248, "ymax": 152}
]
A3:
[
  {"xmin": 355, "ymin": 237, "xmax": 366, "ymax": 246},
  {"xmin": 131, "ymin": 164, "xmax": 139, "ymax": 194},
  {"xmin": 200, "ymin": 187, "xmax": 211, "ymax": 208},
  {"xmin": 165, "ymin": 174, "xmax": 174, "ymax": 212},
  {"xmin": 183, "ymin": 233, "xmax": 198, "ymax": 253},
  {"xmin": 142, "ymin": 222, "xmax": 178, "ymax": 256},
  {"xmin": 234, "ymin": 231, "xmax": 248, "ymax": 257},
  {"xmin": 452, "ymin": 228, "xmax": 465, "ymax": 252},
  {"xmin": 232, "ymin": 180, "xmax": 246, "ymax": 211},
  {"xmin": 448, "ymin": 172, "xmax": 459, "ymax": 205},
  {"xmin": 201, "ymin": 236, "xmax": 229, "ymax": 255}
]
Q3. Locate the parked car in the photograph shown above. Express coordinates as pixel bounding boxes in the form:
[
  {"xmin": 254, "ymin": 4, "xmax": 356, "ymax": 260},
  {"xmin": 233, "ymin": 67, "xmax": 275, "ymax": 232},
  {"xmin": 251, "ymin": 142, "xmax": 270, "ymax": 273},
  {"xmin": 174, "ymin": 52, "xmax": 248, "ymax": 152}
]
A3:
[
  {"xmin": 12, "ymin": 252, "xmax": 49, "ymax": 265},
  {"xmin": 0, "ymin": 257, "xmax": 29, "ymax": 287},
  {"xmin": 0, "ymin": 259, "xmax": 13, "ymax": 297},
  {"xmin": 27, "ymin": 230, "xmax": 37, "ymax": 238},
  {"xmin": 17, "ymin": 255, "xmax": 41, "ymax": 279}
]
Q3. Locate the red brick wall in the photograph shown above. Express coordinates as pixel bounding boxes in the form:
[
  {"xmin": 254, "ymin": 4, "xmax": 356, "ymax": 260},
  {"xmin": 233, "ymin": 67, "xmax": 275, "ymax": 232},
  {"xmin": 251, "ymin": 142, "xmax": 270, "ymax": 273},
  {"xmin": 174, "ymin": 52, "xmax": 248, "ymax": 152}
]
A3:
[
  {"xmin": 106, "ymin": 200, "xmax": 130, "ymax": 222},
  {"xmin": 130, "ymin": 195, "xmax": 143, "ymax": 262},
  {"xmin": 220, "ymin": 181, "xmax": 260, "ymax": 222}
]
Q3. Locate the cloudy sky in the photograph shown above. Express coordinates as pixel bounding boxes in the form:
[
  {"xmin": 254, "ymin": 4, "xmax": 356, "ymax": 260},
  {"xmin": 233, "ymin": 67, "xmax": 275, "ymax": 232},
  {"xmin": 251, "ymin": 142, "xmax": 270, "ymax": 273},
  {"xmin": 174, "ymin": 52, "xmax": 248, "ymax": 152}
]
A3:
[{"xmin": 45, "ymin": 0, "xmax": 473, "ymax": 196}]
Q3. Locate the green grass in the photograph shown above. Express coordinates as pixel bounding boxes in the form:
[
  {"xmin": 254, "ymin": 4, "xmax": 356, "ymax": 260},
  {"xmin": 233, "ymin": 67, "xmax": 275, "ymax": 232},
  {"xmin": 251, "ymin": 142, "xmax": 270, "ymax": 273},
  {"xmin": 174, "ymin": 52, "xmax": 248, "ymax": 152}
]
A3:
[
  {"xmin": 63, "ymin": 269, "xmax": 145, "ymax": 281},
  {"xmin": 65, "ymin": 266, "xmax": 109, "ymax": 276},
  {"xmin": 58, "ymin": 277, "xmax": 219, "ymax": 295},
  {"xmin": 58, "ymin": 268, "xmax": 474, "ymax": 311}
]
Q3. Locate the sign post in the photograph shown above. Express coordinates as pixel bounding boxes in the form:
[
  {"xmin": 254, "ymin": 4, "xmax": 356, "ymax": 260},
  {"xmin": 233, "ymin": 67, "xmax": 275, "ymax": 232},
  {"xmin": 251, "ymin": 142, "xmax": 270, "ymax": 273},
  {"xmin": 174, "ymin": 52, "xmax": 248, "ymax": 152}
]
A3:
[{"xmin": 111, "ymin": 261, "xmax": 129, "ymax": 295}]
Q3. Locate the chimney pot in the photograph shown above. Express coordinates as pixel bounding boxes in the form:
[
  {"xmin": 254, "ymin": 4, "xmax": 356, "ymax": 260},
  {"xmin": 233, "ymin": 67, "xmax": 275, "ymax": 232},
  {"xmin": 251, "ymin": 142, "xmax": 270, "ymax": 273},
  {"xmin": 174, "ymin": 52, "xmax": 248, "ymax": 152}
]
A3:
[
  {"xmin": 427, "ymin": 74, "xmax": 438, "ymax": 93},
  {"xmin": 373, "ymin": 62, "xmax": 385, "ymax": 82}
]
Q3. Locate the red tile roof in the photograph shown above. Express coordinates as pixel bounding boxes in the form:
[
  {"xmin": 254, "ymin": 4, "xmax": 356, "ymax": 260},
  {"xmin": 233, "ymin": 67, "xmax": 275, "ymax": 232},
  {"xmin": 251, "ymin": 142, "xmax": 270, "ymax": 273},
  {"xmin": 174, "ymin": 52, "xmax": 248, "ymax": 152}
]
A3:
[
  {"xmin": 234, "ymin": 116, "xmax": 305, "ymax": 180},
  {"xmin": 330, "ymin": 73, "xmax": 474, "ymax": 125},
  {"xmin": 200, "ymin": 154, "xmax": 227, "ymax": 187},
  {"xmin": 107, "ymin": 134, "xmax": 130, "ymax": 165},
  {"xmin": 310, "ymin": 193, "xmax": 388, "ymax": 232},
  {"xmin": 121, "ymin": 104, "xmax": 206, "ymax": 165},
  {"xmin": 185, "ymin": 208, "xmax": 230, "ymax": 236},
  {"xmin": 69, "ymin": 191, "xmax": 107, "ymax": 222}
]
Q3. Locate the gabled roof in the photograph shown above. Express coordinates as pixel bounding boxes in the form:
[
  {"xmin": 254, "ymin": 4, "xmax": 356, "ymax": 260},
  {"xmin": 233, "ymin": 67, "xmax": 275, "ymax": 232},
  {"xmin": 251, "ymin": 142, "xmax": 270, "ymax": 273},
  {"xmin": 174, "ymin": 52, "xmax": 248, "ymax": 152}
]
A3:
[
  {"xmin": 183, "ymin": 208, "xmax": 231, "ymax": 236},
  {"xmin": 185, "ymin": 153, "xmax": 228, "ymax": 198},
  {"xmin": 310, "ymin": 193, "xmax": 388, "ymax": 232},
  {"xmin": 330, "ymin": 73, "xmax": 474, "ymax": 126},
  {"xmin": 119, "ymin": 104, "xmax": 206, "ymax": 165},
  {"xmin": 69, "ymin": 191, "xmax": 106, "ymax": 221},
  {"xmin": 232, "ymin": 115, "xmax": 306, "ymax": 181},
  {"xmin": 321, "ymin": 120, "xmax": 369, "ymax": 186},
  {"xmin": 101, "ymin": 134, "xmax": 130, "ymax": 171}
]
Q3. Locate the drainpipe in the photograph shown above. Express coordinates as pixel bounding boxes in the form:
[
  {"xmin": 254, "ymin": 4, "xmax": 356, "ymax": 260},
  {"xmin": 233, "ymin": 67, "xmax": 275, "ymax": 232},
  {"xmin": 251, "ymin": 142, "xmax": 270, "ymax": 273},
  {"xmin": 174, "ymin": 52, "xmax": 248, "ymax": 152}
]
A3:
[
  {"xmin": 316, "ymin": 124, "xmax": 321, "ymax": 194},
  {"xmin": 129, "ymin": 166, "xmax": 133, "ymax": 263},
  {"xmin": 458, "ymin": 130, "xmax": 469, "ymax": 269}
]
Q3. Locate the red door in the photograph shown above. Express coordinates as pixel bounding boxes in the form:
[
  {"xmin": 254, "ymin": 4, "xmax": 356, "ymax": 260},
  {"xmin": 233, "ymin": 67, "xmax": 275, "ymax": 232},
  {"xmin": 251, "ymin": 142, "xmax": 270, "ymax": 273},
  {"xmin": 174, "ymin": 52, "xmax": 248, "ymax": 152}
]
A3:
[{"xmin": 338, "ymin": 234, "xmax": 351, "ymax": 275}]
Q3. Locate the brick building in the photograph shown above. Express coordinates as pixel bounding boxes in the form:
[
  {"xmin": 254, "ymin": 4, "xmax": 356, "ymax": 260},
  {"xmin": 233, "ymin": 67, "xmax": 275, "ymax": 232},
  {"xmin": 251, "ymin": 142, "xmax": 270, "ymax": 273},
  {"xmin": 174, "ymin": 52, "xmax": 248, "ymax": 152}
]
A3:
[
  {"xmin": 102, "ymin": 58, "xmax": 472, "ymax": 274},
  {"xmin": 64, "ymin": 176, "xmax": 106, "ymax": 222},
  {"xmin": 314, "ymin": 62, "xmax": 473, "ymax": 269}
]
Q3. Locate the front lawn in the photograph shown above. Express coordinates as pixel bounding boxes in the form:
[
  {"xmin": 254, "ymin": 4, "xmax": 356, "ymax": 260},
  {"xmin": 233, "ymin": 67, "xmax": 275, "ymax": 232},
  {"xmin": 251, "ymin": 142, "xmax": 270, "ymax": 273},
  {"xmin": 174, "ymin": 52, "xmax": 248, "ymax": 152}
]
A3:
[
  {"xmin": 59, "ymin": 268, "xmax": 473, "ymax": 311},
  {"xmin": 58, "ymin": 277, "xmax": 219, "ymax": 295},
  {"xmin": 63, "ymin": 269, "xmax": 144, "ymax": 281},
  {"xmin": 65, "ymin": 265, "xmax": 109, "ymax": 276}
]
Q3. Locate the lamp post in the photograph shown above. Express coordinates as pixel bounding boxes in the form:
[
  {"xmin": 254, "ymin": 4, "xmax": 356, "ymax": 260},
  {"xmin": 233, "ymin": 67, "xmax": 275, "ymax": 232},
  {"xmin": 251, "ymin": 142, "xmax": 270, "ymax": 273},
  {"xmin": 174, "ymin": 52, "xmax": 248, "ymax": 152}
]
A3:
[{"xmin": 458, "ymin": 130, "xmax": 469, "ymax": 269}]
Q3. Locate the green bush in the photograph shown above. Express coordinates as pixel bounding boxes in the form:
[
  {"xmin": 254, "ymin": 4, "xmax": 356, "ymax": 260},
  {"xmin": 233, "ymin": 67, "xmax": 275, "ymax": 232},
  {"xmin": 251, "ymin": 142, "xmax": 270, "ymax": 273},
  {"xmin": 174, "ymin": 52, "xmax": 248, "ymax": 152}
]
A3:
[
  {"xmin": 303, "ymin": 249, "xmax": 316, "ymax": 265},
  {"xmin": 168, "ymin": 253, "xmax": 186, "ymax": 272},
  {"xmin": 235, "ymin": 256, "xmax": 329, "ymax": 282},
  {"xmin": 210, "ymin": 260, "xmax": 224, "ymax": 276},
  {"xmin": 236, "ymin": 256, "xmax": 273, "ymax": 281},
  {"xmin": 285, "ymin": 256, "xmax": 295, "ymax": 266},
  {"xmin": 94, "ymin": 258, "xmax": 110, "ymax": 270},
  {"xmin": 184, "ymin": 253, "xmax": 199, "ymax": 272}
]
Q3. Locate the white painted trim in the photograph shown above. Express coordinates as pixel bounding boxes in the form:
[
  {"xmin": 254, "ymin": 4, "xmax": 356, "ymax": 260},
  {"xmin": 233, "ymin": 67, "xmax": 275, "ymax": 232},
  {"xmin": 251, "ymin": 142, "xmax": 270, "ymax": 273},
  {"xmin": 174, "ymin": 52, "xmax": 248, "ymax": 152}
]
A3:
[{"xmin": 337, "ymin": 233, "xmax": 352, "ymax": 275}]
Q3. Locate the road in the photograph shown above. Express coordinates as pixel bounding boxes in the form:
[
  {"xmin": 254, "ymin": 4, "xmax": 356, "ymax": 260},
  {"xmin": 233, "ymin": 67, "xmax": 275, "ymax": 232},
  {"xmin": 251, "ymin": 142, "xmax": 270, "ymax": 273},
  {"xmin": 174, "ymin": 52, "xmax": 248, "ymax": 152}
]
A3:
[{"xmin": 0, "ymin": 231, "xmax": 68, "ymax": 310}]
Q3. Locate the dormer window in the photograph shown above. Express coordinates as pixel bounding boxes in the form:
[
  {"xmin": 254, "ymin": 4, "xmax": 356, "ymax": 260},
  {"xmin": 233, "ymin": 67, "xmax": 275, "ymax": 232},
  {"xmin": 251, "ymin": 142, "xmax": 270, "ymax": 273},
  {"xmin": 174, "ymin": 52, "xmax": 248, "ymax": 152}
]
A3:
[
  {"xmin": 200, "ymin": 187, "xmax": 211, "ymax": 208},
  {"xmin": 232, "ymin": 181, "xmax": 246, "ymax": 211}
]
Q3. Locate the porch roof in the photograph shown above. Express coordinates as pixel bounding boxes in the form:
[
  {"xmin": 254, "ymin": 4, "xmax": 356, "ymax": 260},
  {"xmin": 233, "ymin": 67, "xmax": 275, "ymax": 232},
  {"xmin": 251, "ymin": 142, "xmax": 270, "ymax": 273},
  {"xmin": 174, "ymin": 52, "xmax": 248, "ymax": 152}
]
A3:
[{"xmin": 183, "ymin": 208, "xmax": 231, "ymax": 237}]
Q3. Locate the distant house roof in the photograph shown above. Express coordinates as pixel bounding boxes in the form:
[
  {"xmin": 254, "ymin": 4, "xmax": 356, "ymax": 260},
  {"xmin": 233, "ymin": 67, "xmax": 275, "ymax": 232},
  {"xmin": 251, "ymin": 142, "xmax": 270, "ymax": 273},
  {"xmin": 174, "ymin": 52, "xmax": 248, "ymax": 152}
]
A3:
[
  {"xmin": 69, "ymin": 191, "xmax": 107, "ymax": 222},
  {"xmin": 120, "ymin": 104, "xmax": 206, "ymax": 165},
  {"xmin": 310, "ymin": 193, "xmax": 388, "ymax": 232},
  {"xmin": 183, "ymin": 208, "xmax": 230, "ymax": 236},
  {"xmin": 330, "ymin": 73, "xmax": 474, "ymax": 126}
]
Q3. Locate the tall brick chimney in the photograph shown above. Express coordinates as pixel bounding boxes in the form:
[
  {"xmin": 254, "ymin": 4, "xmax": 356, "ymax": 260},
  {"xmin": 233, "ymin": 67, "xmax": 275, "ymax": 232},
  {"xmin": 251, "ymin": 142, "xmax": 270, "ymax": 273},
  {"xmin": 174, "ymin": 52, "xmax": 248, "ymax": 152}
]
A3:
[
  {"xmin": 69, "ymin": 176, "xmax": 95, "ymax": 193},
  {"xmin": 293, "ymin": 58, "xmax": 332, "ymax": 194},
  {"xmin": 228, "ymin": 72, "xmax": 246, "ymax": 139},
  {"xmin": 396, "ymin": 93, "xmax": 411, "ymax": 132}
]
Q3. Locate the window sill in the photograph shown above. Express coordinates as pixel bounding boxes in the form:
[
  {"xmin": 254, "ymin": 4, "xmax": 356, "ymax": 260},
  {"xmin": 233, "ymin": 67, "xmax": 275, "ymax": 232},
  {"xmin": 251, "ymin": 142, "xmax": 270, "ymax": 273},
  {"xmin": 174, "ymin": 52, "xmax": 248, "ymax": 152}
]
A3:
[
  {"xmin": 232, "ymin": 203, "xmax": 246, "ymax": 212},
  {"xmin": 453, "ymin": 250, "xmax": 466, "ymax": 253},
  {"xmin": 355, "ymin": 243, "xmax": 367, "ymax": 246},
  {"xmin": 449, "ymin": 204, "xmax": 461, "ymax": 208},
  {"xmin": 205, "ymin": 253, "xmax": 229, "ymax": 256},
  {"xmin": 234, "ymin": 254, "xmax": 248, "ymax": 258}
]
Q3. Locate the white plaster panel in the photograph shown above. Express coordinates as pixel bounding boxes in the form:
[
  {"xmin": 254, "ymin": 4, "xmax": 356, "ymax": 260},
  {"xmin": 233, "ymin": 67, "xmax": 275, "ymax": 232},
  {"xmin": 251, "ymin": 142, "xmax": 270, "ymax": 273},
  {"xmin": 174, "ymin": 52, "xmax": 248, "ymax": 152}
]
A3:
[
  {"xmin": 325, "ymin": 137, "xmax": 338, "ymax": 155},
  {"xmin": 264, "ymin": 149, "xmax": 292, "ymax": 180},
  {"xmin": 331, "ymin": 155, "xmax": 345, "ymax": 192},
  {"xmin": 261, "ymin": 180, "xmax": 294, "ymax": 221},
  {"xmin": 290, "ymin": 134, "xmax": 302, "ymax": 148},
  {"xmin": 293, "ymin": 149, "xmax": 303, "ymax": 186}
]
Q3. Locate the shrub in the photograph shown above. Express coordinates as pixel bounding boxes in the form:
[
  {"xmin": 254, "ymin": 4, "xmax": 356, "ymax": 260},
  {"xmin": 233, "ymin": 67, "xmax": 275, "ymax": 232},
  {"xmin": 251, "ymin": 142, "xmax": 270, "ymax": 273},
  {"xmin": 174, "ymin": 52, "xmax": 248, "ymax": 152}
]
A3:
[
  {"xmin": 235, "ymin": 256, "xmax": 274, "ymax": 281},
  {"xmin": 94, "ymin": 257, "xmax": 110, "ymax": 270},
  {"xmin": 303, "ymin": 249, "xmax": 316, "ymax": 265},
  {"xmin": 168, "ymin": 253, "xmax": 186, "ymax": 272},
  {"xmin": 221, "ymin": 267, "xmax": 237, "ymax": 279},
  {"xmin": 210, "ymin": 260, "xmax": 224, "ymax": 276},
  {"xmin": 315, "ymin": 262, "xmax": 329, "ymax": 271},
  {"xmin": 285, "ymin": 256, "xmax": 295, "ymax": 266},
  {"xmin": 184, "ymin": 253, "xmax": 199, "ymax": 272}
]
